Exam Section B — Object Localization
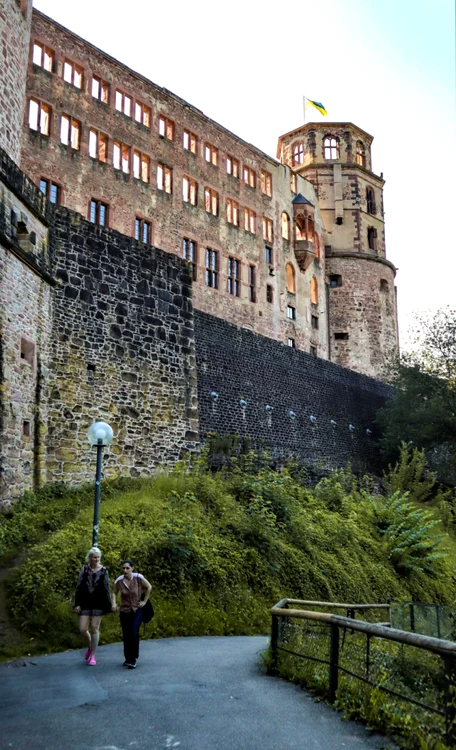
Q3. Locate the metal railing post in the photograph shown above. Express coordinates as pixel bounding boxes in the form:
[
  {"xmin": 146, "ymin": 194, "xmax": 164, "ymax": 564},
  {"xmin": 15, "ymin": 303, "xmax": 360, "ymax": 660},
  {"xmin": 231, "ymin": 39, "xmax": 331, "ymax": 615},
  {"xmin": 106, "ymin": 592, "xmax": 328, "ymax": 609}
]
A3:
[
  {"xmin": 444, "ymin": 656, "xmax": 456, "ymax": 746},
  {"xmin": 436, "ymin": 605, "xmax": 441, "ymax": 640},
  {"xmin": 328, "ymin": 623, "xmax": 340, "ymax": 703},
  {"xmin": 269, "ymin": 614, "xmax": 279, "ymax": 676},
  {"xmin": 410, "ymin": 603, "xmax": 416, "ymax": 632}
]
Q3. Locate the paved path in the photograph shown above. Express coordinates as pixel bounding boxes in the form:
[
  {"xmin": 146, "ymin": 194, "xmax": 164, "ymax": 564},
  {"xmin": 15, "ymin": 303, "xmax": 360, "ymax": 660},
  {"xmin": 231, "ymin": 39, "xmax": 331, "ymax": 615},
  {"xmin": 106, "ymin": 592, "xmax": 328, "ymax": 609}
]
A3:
[{"xmin": 0, "ymin": 636, "xmax": 393, "ymax": 750}]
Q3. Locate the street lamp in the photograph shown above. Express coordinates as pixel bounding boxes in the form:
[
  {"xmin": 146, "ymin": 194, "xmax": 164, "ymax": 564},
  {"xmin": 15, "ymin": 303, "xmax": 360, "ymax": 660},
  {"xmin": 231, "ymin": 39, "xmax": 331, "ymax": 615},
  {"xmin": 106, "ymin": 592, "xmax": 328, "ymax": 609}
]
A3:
[{"xmin": 87, "ymin": 421, "xmax": 114, "ymax": 546}]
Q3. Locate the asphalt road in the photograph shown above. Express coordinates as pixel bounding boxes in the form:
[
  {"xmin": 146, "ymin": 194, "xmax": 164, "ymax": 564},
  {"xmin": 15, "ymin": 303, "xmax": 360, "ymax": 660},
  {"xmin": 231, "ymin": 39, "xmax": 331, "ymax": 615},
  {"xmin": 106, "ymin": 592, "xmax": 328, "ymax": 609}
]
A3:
[{"xmin": 0, "ymin": 636, "xmax": 394, "ymax": 750}]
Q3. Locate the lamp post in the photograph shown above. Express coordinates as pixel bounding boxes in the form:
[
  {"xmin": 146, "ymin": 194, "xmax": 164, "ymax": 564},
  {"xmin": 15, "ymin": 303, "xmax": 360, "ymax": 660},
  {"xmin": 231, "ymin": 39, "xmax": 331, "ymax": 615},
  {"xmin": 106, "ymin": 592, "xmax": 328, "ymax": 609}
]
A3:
[{"xmin": 87, "ymin": 421, "xmax": 114, "ymax": 546}]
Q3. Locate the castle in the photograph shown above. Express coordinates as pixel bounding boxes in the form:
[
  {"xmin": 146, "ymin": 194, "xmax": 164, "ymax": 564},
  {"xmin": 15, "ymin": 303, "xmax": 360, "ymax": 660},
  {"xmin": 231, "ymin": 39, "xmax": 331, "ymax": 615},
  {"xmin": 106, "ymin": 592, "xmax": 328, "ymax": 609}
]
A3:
[{"xmin": 0, "ymin": 0, "xmax": 396, "ymax": 505}]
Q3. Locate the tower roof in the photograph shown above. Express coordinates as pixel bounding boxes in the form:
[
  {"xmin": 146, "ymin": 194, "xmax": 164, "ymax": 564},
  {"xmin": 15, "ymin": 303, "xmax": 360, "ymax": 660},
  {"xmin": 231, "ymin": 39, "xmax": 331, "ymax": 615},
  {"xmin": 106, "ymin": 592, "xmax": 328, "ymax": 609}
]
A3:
[{"xmin": 292, "ymin": 193, "xmax": 314, "ymax": 207}]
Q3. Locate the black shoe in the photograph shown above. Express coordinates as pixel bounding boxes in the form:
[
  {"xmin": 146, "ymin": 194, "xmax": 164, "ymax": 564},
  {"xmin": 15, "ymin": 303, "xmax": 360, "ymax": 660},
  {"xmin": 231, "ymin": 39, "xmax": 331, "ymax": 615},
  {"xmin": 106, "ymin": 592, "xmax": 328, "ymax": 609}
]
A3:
[
  {"xmin": 122, "ymin": 661, "xmax": 129, "ymax": 667},
  {"xmin": 127, "ymin": 660, "xmax": 137, "ymax": 669}
]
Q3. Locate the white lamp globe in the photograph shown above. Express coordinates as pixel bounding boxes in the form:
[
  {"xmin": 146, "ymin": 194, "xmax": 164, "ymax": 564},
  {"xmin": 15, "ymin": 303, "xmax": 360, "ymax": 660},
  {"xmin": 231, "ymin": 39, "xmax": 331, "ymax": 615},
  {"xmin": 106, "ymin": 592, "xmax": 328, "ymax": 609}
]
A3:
[{"xmin": 87, "ymin": 421, "xmax": 114, "ymax": 447}]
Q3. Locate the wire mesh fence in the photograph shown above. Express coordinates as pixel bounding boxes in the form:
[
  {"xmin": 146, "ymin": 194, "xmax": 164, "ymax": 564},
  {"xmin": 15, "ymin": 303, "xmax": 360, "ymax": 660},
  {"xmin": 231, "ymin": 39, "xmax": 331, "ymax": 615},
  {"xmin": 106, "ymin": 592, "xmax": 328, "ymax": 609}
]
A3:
[{"xmin": 390, "ymin": 602, "xmax": 456, "ymax": 641}]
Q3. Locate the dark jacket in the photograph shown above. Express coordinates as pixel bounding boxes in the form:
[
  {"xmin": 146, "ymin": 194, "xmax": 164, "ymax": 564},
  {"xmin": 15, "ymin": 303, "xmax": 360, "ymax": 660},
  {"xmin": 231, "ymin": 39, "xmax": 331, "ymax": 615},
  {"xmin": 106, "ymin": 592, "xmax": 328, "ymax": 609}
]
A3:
[{"xmin": 75, "ymin": 565, "xmax": 112, "ymax": 614}]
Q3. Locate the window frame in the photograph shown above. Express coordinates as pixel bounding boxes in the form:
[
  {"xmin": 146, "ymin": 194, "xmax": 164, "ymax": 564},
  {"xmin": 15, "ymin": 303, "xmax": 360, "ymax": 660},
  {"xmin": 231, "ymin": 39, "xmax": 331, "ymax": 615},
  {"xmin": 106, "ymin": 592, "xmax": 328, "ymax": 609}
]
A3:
[
  {"xmin": 115, "ymin": 90, "xmax": 132, "ymax": 117},
  {"xmin": 28, "ymin": 98, "xmax": 51, "ymax": 136},
  {"xmin": 260, "ymin": 169, "xmax": 272, "ymax": 197},
  {"xmin": 158, "ymin": 114, "xmax": 175, "ymax": 140},
  {"xmin": 292, "ymin": 142, "xmax": 304, "ymax": 166},
  {"xmin": 60, "ymin": 114, "xmax": 81, "ymax": 150},
  {"xmin": 204, "ymin": 187, "xmax": 219, "ymax": 216},
  {"xmin": 63, "ymin": 59, "xmax": 83, "ymax": 89},
  {"xmin": 243, "ymin": 165, "xmax": 256, "ymax": 188},
  {"xmin": 39, "ymin": 177, "xmax": 60, "ymax": 204},
  {"xmin": 287, "ymin": 305, "xmax": 296, "ymax": 321},
  {"xmin": 249, "ymin": 265, "xmax": 256, "ymax": 303},
  {"xmin": 91, "ymin": 75, "xmax": 110, "ymax": 104},
  {"xmin": 32, "ymin": 41, "xmax": 53, "ymax": 71},
  {"xmin": 262, "ymin": 216, "xmax": 273, "ymax": 243},
  {"xmin": 205, "ymin": 142, "xmax": 219, "ymax": 166},
  {"xmin": 89, "ymin": 128, "xmax": 108, "ymax": 162},
  {"xmin": 89, "ymin": 198, "xmax": 109, "ymax": 227},
  {"xmin": 226, "ymin": 197, "xmax": 239, "ymax": 226},
  {"xmin": 244, "ymin": 207, "xmax": 256, "ymax": 234},
  {"xmin": 226, "ymin": 155, "xmax": 240, "ymax": 178},
  {"xmin": 205, "ymin": 247, "xmax": 218, "ymax": 288},
  {"xmin": 227, "ymin": 257, "xmax": 241, "ymax": 297},
  {"xmin": 133, "ymin": 150, "xmax": 150, "ymax": 182},
  {"xmin": 323, "ymin": 136, "xmax": 340, "ymax": 160},
  {"xmin": 182, "ymin": 237, "xmax": 198, "ymax": 281},
  {"xmin": 157, "ymin": 163, "xmax": 173, "ymax": 193},
  {"xmin": 134, "ymin": 101, "xmax": 151, "ymax": 127},
  {"xmin": 182, "ymin": 175, "xmax": 198, "ymax": 205},
  {"xmin": 113, "ymin": 140, "xmax": 131, "ymax": 174},
  {"xmin": 134, "ymin": 216, "xmax": 152, "ymax": 245},
  {"xmin": 183, "ymin": 129, "xmax": 197, "ymax": 154}
]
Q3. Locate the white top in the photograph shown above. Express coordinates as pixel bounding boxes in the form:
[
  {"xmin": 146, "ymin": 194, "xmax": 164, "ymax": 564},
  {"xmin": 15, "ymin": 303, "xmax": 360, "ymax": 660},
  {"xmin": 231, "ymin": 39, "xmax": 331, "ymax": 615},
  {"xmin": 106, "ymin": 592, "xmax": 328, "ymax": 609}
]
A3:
[{"xmin": 114, "ymin": 572, "xmax": 144, "ymax": 587}]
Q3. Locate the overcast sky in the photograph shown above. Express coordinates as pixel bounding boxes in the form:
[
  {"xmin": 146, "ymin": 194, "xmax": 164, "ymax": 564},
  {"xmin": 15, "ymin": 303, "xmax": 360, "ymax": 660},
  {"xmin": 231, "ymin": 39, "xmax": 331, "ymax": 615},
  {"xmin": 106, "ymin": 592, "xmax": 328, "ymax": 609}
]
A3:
[{"xmin": 34, "ymin": 0, "xmax": 456, "ymax": 345}]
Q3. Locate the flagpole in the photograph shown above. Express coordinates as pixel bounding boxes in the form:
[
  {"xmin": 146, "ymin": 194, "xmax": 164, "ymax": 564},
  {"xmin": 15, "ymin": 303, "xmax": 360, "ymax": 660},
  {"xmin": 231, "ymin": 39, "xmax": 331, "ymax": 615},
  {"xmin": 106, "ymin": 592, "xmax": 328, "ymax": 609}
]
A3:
[{"xmin": 303, "ymin": 96, "xmax": 306, "ymax": 124}]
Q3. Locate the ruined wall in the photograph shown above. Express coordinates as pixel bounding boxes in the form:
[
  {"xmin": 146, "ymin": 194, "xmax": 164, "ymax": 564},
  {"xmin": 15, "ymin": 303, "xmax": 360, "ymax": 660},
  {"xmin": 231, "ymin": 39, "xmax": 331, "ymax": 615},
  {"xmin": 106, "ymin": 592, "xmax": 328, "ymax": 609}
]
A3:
[
  {"xmin": 195, "ymin": 311, "xmax": 391, "ymax": 473},
  {"xmin": 0, "ymin": 0, "xmax": 33, "ymax": 163}
]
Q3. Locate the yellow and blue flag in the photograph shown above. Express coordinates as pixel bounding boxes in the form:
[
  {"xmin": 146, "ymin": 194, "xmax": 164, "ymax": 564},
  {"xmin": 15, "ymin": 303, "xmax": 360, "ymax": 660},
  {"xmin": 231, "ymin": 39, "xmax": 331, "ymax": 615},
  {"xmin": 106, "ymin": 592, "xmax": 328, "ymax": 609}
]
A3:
[{"xmin": 306, "ymin": 98, "xmax": 327, "ymax": 116}]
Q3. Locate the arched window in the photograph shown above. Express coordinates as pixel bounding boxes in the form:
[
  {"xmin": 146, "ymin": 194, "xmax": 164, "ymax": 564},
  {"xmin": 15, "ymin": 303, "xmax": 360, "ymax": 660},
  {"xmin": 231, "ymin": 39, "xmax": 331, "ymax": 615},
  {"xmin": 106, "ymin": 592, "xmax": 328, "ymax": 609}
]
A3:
[
  {"xmin": 367, "ymin": 227, "xmax": 377, "ymax": 251},
  {"xmin": 295, "ymin": 215, "xmax": 305, "ymax": 240},
  {"xmin": 286, "ymin": 263, "xmax": 296, "ymax": 294},
  {"xmin": 366, "ymin": 187, "xmax": 376, "ymax": 215},
  {"xmin": 324, "ymin": 136, "xmax": 339, "ymax": 160},
  {"xmin": 380, "ymin": 278, "xmax": 389, "ymax": 292},
  {"xmin": 310, "ymin": 276, "xmax": 318, "ymax": 305},
  {"xmin": 307, "ymin": 217, "xmax": 314, "ymax": 241},
  {"xmin": 292, "ymin": 142, "xmax": 304, "ymax": 166},
  {"xmin": 356, "ymin": 141, "xmax": 366, "ymax": 167},
  {"xmin": 314, "ymin": 233, "xmax": 320, "ymax": 259},
  {"xmin": 281, "ymin": 211, "xmax": 290, "ymax": 240}
]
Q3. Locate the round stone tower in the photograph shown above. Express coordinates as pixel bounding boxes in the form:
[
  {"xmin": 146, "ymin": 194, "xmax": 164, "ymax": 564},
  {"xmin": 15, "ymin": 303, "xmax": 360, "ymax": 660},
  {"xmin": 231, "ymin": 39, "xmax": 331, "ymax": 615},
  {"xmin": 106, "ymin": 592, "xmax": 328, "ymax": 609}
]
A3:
[
  {"xmin": 0, "ymin": 0, "xmax": 33, "ymax": 164},
  {"xmin": 277, "ymin": 122, "xmax": 399, "ymax": 379}
]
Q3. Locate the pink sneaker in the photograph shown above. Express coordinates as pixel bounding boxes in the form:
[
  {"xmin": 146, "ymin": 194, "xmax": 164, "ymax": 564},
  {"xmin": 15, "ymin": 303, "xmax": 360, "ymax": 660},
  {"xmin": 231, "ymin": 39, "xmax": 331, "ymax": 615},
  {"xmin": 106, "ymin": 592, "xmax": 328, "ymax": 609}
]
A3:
[
  {"xmin": 84, "ymin": 649, "xmax": 92, "ymax": 661},
  {"xmin": 87, "ymin": 656, "xmax": 96, "ymax": 666}
]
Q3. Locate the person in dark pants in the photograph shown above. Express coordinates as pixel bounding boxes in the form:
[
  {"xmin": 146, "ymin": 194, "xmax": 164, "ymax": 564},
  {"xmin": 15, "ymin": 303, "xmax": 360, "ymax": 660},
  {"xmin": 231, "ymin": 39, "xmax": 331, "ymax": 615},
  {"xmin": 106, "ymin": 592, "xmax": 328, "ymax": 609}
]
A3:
[{"xmin": 111, "ymin": 559, "xmax": 152, "ymax": 669}]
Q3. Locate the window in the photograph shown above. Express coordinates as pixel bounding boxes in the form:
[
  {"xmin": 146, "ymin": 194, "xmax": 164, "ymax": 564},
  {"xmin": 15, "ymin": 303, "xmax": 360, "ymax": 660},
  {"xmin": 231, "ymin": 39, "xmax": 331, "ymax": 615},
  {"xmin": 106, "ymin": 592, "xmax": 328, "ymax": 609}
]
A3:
[
  {"xmin": 380, "ymin": 278, "xmax": 389, "ymax": 292},
  {"xmin": 23, "ymin": 420, "xmax": 31, "ymax": 437},
  {"xmin": 133, "ymin": 150, "xmax": 149, "ymax": 182},
  {"xmin": 296, "ymin": 215, "xmax": 305, "ymax": 240},
  {"xmin": 310, "ymin": 276, "xmax": 318, "ymax": 304},
  {"xmin": 367, "ymin": 227, "xmax": 377, "ymax": 251},
  {"xmin": 291, "ymin": 173, "xmax": 297, "ymax": 194},
  {"xmin": 157, "ymin": 164, "xmax": 172, "ymax": 193},
  {"xmin": 307, "ymin": 217, "xmax": 315, "ymax": 242},
  {"xmin": 366, "ymin": 187, "xmax": 376, "ymax": 215},
  {"xmin": 356, "ymin": 141, "xmax": 366, "ymax": 167},
  {"xmin": 292, "ymin": 142, "xmax": 304, "ymax": 165},
  {"xmin": 89, "ymin": 129, "xmax": 108, "ymax": 162},
  {"xmin": 226, "ymin": 155, "xmax": 239, "ymax": 177},
  {"xmin": 183, "ymin": 175, "xmax": 198, "ymax": 205},
  {"xmin": 324, "ymin": 137, "xmax": 339, "ymax": 160},
  {"xmin": 134, "ymin": 217, "xmax": 152, "ymax": 244},
  {"xmin": 115, "ymin": 90, "xmax": 132, "ymax": 117},
  {"xmin": 244, "ymin": 208, "xmax": 256, "ymax": 234},
  {"xmin": 266, "ymin": 284, "xmax": 274, "ymax": 303},
  {"xmin": 205, "ymin": 248, "xmax": 218, "ymax": 288},
  {"xmin": 310, "ymin": 345, "xmax": 317, "ymax": 357},
  {"xmin": 113, "ymin": 141, "xmax": 131, "ymax": 173},
  {"xmin": 311, "ymin": 315, "xmax": 319, "ymax": 330},
  {"xmin": 287, "ymin": 305, "xmax": 296, "ymax": 320},
  {"xmin": 89, "ymin": 199, "xmax": 108, "ymax": 227},
  {"xmin": 335, "ymin": 332, "xmax": 349, "ymax": 340},
  {"xmin": 227, "ymin": 257, "xmax": 241, "ymax": 296},
  {"xmin": 91, "ymin": 76, "xmax": 109, "ymax": 103},
  {"xmin": 286, "ymin": 263, "xmax": 296, "ymax": 294},
  {"xmin": 204, "ymin": 187, "xmax": 219, "ymax": 216},
  {"xmin": 183, "ymin": 129, "xmax": 197, "ymax": 153},
  {"xmin": 226, "ymin": 198, "xmax": 239, "ymax": 226},
  {"xmin": 243, "ymin": 166, "xmax": 256, "ymax": 188},
  {"xmin": 32, "ymin": 42, "xmax": 53, "ymax": 71},
  {"xmin": 135, "ymin": 102, "xmax": 151, "ymax": 127},
  {"xmin": 20, "ymin": 337, "xmax": 35, "ymax": 366},
  {"xmin": 329, "ymin": 274, "xmax": 342, "ymax": 288},
  {"xmin": 158, "ymin": 115, "xmax": 174, "ymax": 140},
  {"xmin": 63, "ymin": 59, "xmax": 83, "ymax": 89},
  {"xmin": 315, "ymin": 233, "xmax": 320, "ymax": 259},
  {"xmin": 262, "ymin": 217, "xmax": 273, "ymax": 243},
  {"xmin": 39, "ymin": 178, "xmax": 59, "ymax": 204},
  {"xmin": 281, "ymin": 212, "xmax": 290, "ymax": 240},
  {"xmin": 249, "ymin": 266, "xmax": 256, "ymax": 302},
  {"xmin": 288, "ymin": 338, "xmax": 296, "ymax": 348},
  {"xmin": 205, "ymin": 142, "xmax": 218, "ymax": 166},
  {"xmin": 261, "ymin": 169, "xmax": 272, "ymax": 197},
  {"xmin": 182, "ymin": 238, "xmax": 197, "ymax": 280},
  {"xmin": 28, "ymin": 99, "xmax": 50, "ymax": 135},
  {"xmin": 60, "ymin": 114, "xmax": 80, "ymax": 149},
  {"xmin": 264, "ymin": 246, "xmax": 273, "ymax": 265}
]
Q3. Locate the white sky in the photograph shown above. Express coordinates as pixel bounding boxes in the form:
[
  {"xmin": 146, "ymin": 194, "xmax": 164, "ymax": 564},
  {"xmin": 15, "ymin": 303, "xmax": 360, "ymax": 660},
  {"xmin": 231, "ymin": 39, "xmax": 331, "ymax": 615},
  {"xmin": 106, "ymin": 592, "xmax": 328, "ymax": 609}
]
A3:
[{"xmin": 34, "ymin": 0, "xmax": 456, "ymax": 346}]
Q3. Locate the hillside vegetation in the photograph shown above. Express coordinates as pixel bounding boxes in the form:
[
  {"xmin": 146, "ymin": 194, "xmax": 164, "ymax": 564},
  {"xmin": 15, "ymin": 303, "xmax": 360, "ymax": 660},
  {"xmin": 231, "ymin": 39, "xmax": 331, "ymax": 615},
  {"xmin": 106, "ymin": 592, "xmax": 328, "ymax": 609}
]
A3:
[{"xmin": 0, "ymin": 446, "xmax": 455, "ymax": 658}]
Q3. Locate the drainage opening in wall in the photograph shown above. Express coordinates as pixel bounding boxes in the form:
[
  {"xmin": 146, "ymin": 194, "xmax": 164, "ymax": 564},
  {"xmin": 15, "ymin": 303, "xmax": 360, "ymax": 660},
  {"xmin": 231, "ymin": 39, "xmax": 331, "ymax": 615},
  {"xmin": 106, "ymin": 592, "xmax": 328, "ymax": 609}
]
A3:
[{"xmin": 23, "ymin": 421, "xmax": 31, "ymax": 437}]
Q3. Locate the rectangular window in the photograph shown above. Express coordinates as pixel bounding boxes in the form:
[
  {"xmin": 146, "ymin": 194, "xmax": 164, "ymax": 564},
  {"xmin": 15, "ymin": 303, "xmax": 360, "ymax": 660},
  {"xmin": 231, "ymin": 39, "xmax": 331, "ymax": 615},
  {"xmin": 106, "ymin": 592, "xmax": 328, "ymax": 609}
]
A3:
[
  {"xmin": 182, "ymin": 176, "xmax": 198, "ymax": 205},
  {"xmin": 262, "ymin": 217, "xmax": 273, "ymax": 243},
  {"xmin": 311, "ymin": 315, "xmax": 319, "ymax": 329},
  {"xmin": 249, "ymin": 265, "xmax": 256, "ymax": 302},
  {"xmin": 89, "ymin": 199, "xmax": 108, "ymax": 227},
  {"xmin": 287, "ymin": 305, "xmax": 296, "ymax": 320},
  {"xmin": 244, "ymin": 208, "xmax": 256, "ymax": 234},
  {"xmin": 60, "ymin": 114, "xmax": 80, "ymax": 149},
  {"xmin": 183, "ymin": 238, "xmax": 197, "ymax": 280},
  {"xmin": 288, "ymin": 338, "xmax": 296, "ymax": 348},
  {"xmin": 115, "ymin": 90, "xmax": 132, "ymax": 116},
  {"xmin": 266, "ymin": 284, "xmax": 273, "ymax": 303},
  {"xmin": 28, "ymin": 99, "xmax": 50, "ymax": 135},
  {"xmin": 310, "ymin": 345, "xmax": 317, "ymax": 357},
  {"xmin": 63, "ymin": 59, "xmax": 83, "ymax": 89},
  {"xmin": 226, "ymin": 155, "xmax": 239, "ymax": 177},
  {"xmin": 243, "ymin": 166, "xmax": 256, "ymax": 188},
  {"xmin": 89, "ymin": 129, "xmax": 108, "ymax": 162},
  {"xmin": 113, "ymin": 141, "xmax": 131, "ymax": 173},
  {"xmin": 205, "ymin": 248, "xmax": 218, "ymax": 288},
  {"xmin": 227, "ymin": 257, "xmax": 241, "ymax": 297},
  {"xmin": 183, "ymin": 129, "xmax": 197, "ymax": 153},
  {"xmin": 133, "ymin": 150, "xmax": 150, "ymax": 182},
  {"xmin": 158, "ymin": 115, "xmax": 174, "ymax": 140},
  {"xmin": 157, "ymin": 164, "xmax": 172, "ymax": 193},
  {"xmin": 335, "ymin": 332, "xmax": 349, "ymax": 340},
  {"xmin": 91, "ymin": 76, "xmax": 109, "ymax": 103},
  {"xmin": 39, "ymin": 178, "xmax": 60, "ymax": 204},
  {"xmin": 134, "ymin": 217, "xmax": 152, "ymax": 244},
  {"xmin": 226, "ymin": 198, "xmax": 239, "ymax": 226},
  {"xmin": 291, "ymin": 173, "xmax": 297, "ymax": 194},
  {"xmin": 261, "ymin": 169, "xmax": 272, "ymax": 197},
  {"xmin": 32, "ymin": 41, "xmax": 53, "ymax": 71},
  {"xmin": 205, "ymin": 142, "xmax": 218, "ymax": 166},
  {"xmin": 134, "ymin": 101, "xmax": 151, "ymax": 127},
  {"xmin": 264, "ymin": 246, "xmax": 272, "ymax": 264},
  {"xmin": 204, "ymin": 187, "xmax": 219, "ymax": 216}
]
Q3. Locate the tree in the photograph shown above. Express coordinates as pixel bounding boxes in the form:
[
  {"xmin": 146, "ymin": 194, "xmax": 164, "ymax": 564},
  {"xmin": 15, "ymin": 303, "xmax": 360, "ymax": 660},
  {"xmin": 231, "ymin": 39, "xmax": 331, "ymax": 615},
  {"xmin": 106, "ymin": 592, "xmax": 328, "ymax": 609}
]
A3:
[{"xmin": 377, "ymin": 307, "xmax": 456, "ymax": 482}]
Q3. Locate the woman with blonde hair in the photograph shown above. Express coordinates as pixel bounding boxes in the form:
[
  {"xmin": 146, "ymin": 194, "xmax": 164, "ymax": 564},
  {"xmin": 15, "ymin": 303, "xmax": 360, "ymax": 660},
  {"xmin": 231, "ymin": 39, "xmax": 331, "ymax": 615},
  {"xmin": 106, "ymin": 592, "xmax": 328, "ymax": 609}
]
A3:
[{"xmin": 74, "ymin": 546, "xmax": 111, "ymax": 666}]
